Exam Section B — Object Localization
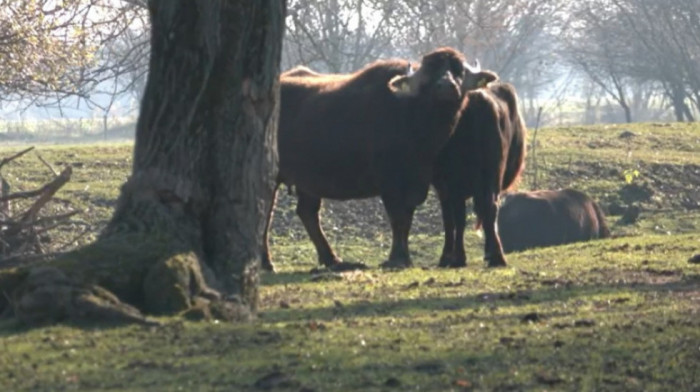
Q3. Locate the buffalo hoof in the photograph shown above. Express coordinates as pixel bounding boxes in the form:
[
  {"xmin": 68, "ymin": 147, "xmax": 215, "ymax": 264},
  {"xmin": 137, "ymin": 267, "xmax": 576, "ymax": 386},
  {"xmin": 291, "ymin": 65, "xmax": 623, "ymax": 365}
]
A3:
[
  {"xmin": 261, "ymin": 258, "xmax": 276, "ymax": 273},
  {"xmin": 486, "ymin": 257, "xmax": 507, "ymax": 268},
  {"xmin": 380, "ymin": 258, "xmax": 412, "ymax": 270},
  {"xmin": 449, "ymin": 258, "xmax": 467, "ymax": 268},
  {"xmin": 438, "ymin": 256, "xmax": 467, "ymax": 268},
  {"xmin": 438, "ymin": 255, "xmax": 453, "ymax": 268}
]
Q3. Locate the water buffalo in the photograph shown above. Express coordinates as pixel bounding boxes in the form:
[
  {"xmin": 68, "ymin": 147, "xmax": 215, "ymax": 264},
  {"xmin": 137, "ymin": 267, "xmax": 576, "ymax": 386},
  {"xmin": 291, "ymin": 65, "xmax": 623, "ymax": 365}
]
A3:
[
  {"xmin": 497, "ymin": 189, "xmax": 611, "ymax": 253},
  {"xmin": 262, "ymin": 48, "xmax": 497, "ymax": 271},
  {"xmin": 434, "ymin": 81, "xmax": 526, "ymax": 268}
]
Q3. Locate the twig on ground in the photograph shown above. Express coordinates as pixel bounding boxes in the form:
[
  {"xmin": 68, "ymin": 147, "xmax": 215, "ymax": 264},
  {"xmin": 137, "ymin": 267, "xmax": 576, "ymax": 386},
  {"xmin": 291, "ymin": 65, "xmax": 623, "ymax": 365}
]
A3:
[
  {"xmin": 35, "ymin": 152, "xmax": 59, "ymax": 176},
  {"xmin": 1, "ymin": 148, "xmax": 81, "ymax": 263},
  {"xmin": 0, "ymin": 147, "xmax": 35, "ymax": 170},
  {"xmin": 20, "ymin": 167, "xmax": 72, "ymax": 223}
]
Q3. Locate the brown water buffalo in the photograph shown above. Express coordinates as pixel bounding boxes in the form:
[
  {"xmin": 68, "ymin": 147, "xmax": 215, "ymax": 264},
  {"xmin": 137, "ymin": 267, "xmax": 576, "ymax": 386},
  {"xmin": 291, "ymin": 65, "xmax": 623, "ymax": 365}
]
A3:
[
  {"xmin": 496, "ymin": 189, "xmax": 611, "ymax": 253},
  {"xmin": 433, "ymin": 81, "xmax": 526, "ymax": 268},
  {"xmin": 262, "ymin": 48, "xmax": 497, "ymax": 271}
]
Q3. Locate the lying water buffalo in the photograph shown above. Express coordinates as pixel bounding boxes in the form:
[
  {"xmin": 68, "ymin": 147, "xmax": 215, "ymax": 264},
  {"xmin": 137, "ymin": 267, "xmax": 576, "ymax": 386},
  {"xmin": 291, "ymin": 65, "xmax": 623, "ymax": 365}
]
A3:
[
  {"xmin": 497, "ymin": 188, "xmax": 611, "ymax": 253},
  {"xmin": 262, "ymin": 48, "xmax": 497, "ymax": 271},
  {"xmin": 434, "ymin": 81, "xmax": 526, "ymax": 268}
]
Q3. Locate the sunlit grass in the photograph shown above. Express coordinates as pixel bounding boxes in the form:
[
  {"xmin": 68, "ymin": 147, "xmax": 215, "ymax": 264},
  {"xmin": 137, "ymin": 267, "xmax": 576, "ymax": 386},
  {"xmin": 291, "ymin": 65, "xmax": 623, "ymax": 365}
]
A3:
[{"xmin": 0, "ymin": 122, "xmax": 699, "ymax": 391}]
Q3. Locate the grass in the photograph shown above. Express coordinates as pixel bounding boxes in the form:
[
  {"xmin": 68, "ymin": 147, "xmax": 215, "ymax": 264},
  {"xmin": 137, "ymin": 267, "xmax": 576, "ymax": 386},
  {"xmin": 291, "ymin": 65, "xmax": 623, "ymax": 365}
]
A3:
[{"xmin": 0, "ymin": 121, "xmax": 699, "ymax": 391}]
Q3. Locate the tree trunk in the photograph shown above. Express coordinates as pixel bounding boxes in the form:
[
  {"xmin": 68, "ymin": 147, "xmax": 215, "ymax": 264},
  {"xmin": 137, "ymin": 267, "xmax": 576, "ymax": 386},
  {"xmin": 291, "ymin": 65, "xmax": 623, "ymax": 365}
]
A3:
[
  {"xmin": 681, "ymin": 102, "xmax": 695, "ymax": 122},
  {"xmin": 667, "ymin": 85, "xmax": 694, "ymax": 122},
  {"xmin": 612, "ymin": 82, "xmax": 633, "ymax": 123},
  {"xmin": 671, "ymin": 96, "xmax": 685, "ymax": 122},
  {"xmin": 621, "ymin": 101, "xmax": 632, "ymax": 123},
  {"xmin": 0, "ymin": 1, "xmax": 286, "ymax": 325}
]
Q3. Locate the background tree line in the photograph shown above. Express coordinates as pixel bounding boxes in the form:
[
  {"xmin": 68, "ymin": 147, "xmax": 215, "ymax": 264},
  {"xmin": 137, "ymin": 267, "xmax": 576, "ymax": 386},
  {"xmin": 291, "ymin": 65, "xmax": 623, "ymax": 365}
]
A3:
[{"xmin": 1, "ymin": 0, "xmax": 698, "ymax": 126}]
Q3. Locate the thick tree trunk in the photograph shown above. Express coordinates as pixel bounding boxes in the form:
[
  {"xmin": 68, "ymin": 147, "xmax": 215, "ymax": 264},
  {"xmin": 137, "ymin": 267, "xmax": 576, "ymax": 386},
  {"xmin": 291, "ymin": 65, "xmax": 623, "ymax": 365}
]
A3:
[
  {"xmin": 106, "ymin": 0, "xmax": 284, "ymax": 303},
  {"xmin": 0, "ymin": 1, "xmax": 285, "ymax": 325}
]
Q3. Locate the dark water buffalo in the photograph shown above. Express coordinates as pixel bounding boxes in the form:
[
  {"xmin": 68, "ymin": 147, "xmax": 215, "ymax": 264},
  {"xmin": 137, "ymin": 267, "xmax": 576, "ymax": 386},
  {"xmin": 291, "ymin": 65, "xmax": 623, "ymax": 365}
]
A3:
[
  {"xmin": 262, "ymin": 48, "xmax": 497, "ymax": 271},
  {"xmin": 497, "ymin": 189, "xmax": 611, "ymax": 253},
  {"xmin": 434, "ymin": 81, "xmax": 526, "ymax": 268}
]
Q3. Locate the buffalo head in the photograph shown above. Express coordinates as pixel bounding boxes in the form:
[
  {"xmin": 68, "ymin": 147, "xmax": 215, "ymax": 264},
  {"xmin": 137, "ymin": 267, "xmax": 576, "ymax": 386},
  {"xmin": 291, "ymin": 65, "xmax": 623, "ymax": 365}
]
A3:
[{"xmin": 388, "ymin": 47, "xmax": 498, "ymax": 100}]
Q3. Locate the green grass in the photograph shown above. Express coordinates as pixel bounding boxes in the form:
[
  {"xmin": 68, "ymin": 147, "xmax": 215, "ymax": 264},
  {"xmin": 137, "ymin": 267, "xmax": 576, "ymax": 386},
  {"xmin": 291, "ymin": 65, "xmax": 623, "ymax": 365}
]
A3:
[{"xmin": 1, "ymin": 122, "xmax": 699, "ymax": 391}]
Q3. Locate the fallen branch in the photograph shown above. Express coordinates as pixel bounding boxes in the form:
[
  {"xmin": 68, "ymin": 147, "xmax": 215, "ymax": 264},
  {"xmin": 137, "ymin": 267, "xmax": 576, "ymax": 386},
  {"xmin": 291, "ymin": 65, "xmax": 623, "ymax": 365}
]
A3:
[
  {"xmin": 0, "ymin": 147, "xmax": 34, "ymax": 170},
  {"xmin": 0, "ymin": 167, "xmax": 72, "ymax": 205},
  {"xmin": 21, "ymin": 167, "xmax": 72, "ymax": 223},
  {"xmin": 1, "ymin": 148, "xmax": 82, "ymax": 263}
]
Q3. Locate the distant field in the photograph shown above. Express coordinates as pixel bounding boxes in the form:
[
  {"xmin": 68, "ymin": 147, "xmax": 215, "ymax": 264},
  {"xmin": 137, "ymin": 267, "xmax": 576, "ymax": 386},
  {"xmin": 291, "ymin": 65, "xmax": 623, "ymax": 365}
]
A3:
[
  {"xmin": 0, "ymin": 122, "xmax": 699, "ymax": 391},
  {"xmin": 0, "ymin": 116, "xmax": 136, "ymax": 145}
]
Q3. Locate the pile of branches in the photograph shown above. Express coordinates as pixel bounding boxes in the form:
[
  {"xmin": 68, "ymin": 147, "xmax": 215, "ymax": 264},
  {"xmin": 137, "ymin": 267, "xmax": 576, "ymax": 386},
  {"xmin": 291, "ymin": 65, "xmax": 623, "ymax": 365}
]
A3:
[{"xmin": 1, "ymin": 147, "xmax": 83, "ymax": 268}]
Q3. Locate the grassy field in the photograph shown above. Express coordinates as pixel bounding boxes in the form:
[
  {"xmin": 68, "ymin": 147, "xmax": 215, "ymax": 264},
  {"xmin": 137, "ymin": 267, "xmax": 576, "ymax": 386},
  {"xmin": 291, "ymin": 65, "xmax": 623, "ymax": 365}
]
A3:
[
  {"xmin": 0, "ymin": 122, "xmax": 699, "ymax": 391},
  {"xmin": 0, "ymin": 116, "xmax": 136, "ymax": 144}
]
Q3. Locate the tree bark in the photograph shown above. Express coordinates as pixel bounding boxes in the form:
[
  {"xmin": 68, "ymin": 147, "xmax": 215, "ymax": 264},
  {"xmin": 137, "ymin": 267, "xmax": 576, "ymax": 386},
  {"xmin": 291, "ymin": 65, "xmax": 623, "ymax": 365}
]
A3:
[
  {"xmin": 1, "ymin": 1, "xmax": 285, "ymax": 325},
  {"xmin": 107, "ymin": 0, "xmax": 284, "ymax": 301}
]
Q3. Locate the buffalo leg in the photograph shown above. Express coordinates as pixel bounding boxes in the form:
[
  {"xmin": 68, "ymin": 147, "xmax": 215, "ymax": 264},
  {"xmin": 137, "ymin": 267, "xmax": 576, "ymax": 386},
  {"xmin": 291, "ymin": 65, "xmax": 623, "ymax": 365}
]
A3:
[
  {"xmin": 450, "ymin": 198, "xmax": 468, "ymax": 268},
  {"xmin": 437, "ymin": 189, "xmax": 456, "ymax": 268},
  {"xmin": 261, "ymin": 183, "xmax": 280, "ymax": 272},
  {"xmin": 380, "ymin": 196, "xmax": 414, "ymax": 268},
  {"xmin": 475, "ymin": 191, "xmax": 507, "ymax": 267},
  {"xmin": 296, "ymin": 191, "xmax": 342, "ymax": 267}
]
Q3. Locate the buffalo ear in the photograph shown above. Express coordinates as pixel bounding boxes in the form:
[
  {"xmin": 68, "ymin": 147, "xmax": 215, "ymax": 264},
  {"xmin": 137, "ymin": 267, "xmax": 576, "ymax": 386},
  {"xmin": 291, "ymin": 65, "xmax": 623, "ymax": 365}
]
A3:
[
  {"xmin": 388, "ymin": 75, "xmax": 415, "ymax": 97},
  {"xmin": 462, "ymin": 69, "xmax": 499, "ymax": 92},
  {"xmin": 477, "ymin": 70, "xmax": 499, "ymax": 88}
]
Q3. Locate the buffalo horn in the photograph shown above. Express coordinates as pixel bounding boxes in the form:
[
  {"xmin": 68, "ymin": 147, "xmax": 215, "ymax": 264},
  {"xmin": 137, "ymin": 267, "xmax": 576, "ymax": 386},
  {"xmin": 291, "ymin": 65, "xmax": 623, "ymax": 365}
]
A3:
[{"xmin": 463, "ymin": 59, "xmax": 481, "ymax": 74}]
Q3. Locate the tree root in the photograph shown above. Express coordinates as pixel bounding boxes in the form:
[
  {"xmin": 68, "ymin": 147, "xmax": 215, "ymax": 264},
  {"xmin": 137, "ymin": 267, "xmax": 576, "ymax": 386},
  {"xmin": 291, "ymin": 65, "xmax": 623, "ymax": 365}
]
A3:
[
  {"xmin": 1, "ymin": 233, "xmax": 253, "ymax": 327},
  {"xmin": 12, "ymin": 266, "xmax": 155, "ymax": 326}
]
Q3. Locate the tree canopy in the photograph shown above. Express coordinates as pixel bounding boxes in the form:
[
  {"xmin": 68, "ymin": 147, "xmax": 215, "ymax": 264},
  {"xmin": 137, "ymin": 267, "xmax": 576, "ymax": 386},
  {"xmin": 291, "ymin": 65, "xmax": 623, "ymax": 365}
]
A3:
[{"xmin": 2, "ymin": 0, "xmax": 699, "ymax": 123}]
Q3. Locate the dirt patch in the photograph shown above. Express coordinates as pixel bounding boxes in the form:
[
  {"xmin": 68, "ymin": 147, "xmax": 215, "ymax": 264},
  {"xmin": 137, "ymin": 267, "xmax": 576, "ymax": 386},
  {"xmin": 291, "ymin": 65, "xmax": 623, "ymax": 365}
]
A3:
[
  {"xmin": 269, "ymin": 190, "xmax": 446, "ymax": 241},
  {"xmin": 642, "ymin": 163, "xmax": 700, "ymax": 210},
  {"xmin": 548, "ymin": 160, "xmax": 619, "ymax": 185}
]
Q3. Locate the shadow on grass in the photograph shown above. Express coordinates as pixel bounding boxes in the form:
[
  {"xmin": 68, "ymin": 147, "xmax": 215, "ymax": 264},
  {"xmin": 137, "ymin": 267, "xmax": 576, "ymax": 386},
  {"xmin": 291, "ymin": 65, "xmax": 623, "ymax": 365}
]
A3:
[
  {"xmin": 260, "ymin": 273, "xmax": 700, "ymax": 324},
  {"xmin": 260, "ymin": 261, "xmax": 372, "ymax": 287},
  {"xmin": 261, "ymin": 270, "xmax": 315, "ymax": 286},
  {"xmin": 0, "ymin": 317, "xmax": 148, "ymax": 338}
]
